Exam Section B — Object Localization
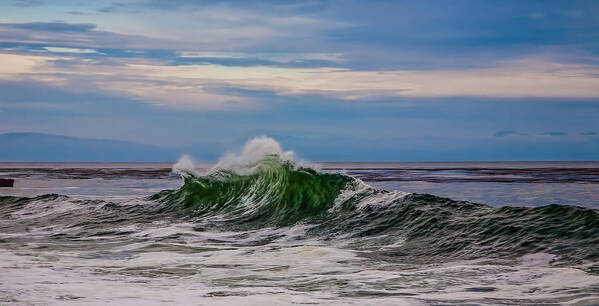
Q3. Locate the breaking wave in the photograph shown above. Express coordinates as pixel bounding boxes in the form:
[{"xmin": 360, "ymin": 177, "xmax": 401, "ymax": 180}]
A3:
[{"xmin": 148, "ymin": 137, "xmax": 599, "ymax": 264}]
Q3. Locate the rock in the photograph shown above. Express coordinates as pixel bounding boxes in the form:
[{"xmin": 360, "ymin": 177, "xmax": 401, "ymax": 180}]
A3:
[{"xmin": 0, "ymin": 178, "xmax": 14, "ymax": 187}]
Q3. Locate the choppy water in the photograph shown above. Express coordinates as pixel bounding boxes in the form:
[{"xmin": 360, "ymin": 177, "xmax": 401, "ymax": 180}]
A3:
[{"xmin": 1, "ymin": 140, "xmax": 598, "ymax": 305}]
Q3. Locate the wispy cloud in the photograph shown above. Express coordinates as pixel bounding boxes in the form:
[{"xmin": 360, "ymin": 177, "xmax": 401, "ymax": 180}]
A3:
[
  {"xmin": 2, "ymin": 51, "xmax": 599, "ymax": 110},
  {"xmin": 9, "ymin": 0, "xmax": 43, "ymax": 7},
  {"xmin": 0, "ymin": 21, "xmax": 192, "ymax": 50},
  {"xmin": 542, "ymin": 131, "xmax": 567, "ymax": 136},
  {"xmin": 44, "ymin": 47, "xmax": 98, "ymax": 54},
  {"xmin": 65, "ymin": 11, "xmax": 94, "ymax": 16},
  {"xmin": 3, "ymin": 22, "xmax": 96, "ymax": 32},
  {"xmin": 177, "ymin": 51, "xmax": 345, "ymax": 64},
  {"xmin": 97, "ymin": 2, "xmax": 135, "ymax": 13},
  {"xmin": 493, "ymin": 130, "xmax": 516, "ymax": 137}
]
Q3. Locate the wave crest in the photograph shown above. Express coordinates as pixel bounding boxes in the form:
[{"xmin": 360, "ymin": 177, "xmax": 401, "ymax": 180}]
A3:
[
  {"xmin": 158, "ymin": 156, "xmax": 353, "ymax": 225},
  {"xmin": 160, "ymin": 137, "xmax": 362, "ymax": 224}
]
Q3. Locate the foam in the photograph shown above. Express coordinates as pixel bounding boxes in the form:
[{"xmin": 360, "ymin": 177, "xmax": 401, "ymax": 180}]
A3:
[
  {"xmin": 172, "ymin": 155, "xmax": 200, "ymax": 177},
  {"xmin": 212, "ymin": 136, "xmax": 295, "ymax": 175}
]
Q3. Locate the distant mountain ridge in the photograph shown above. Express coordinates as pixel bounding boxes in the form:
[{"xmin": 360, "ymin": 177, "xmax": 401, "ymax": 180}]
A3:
[{"xmin": 0, "ymin": 132, "xmax": 177, "ymax": 162}]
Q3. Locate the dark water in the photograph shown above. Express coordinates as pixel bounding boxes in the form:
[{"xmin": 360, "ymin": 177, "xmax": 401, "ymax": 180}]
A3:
[{"xmin": 0, "ymin": 158, "xmax": 598, "ymax": 305}]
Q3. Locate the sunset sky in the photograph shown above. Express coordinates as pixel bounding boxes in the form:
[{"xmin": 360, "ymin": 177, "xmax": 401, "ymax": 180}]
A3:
[{"xmin": 1, "ymin": 0, "xmax": 598, "ymax": 160}]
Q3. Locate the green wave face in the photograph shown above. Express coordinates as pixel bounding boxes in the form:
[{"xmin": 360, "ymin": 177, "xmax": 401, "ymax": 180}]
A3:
[{"xmin": 154, "ymin": 156, "xmax": 353, "ymax": 225}]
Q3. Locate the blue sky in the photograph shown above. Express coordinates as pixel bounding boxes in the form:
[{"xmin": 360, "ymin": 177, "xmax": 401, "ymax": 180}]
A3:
[{"xmin": 1, "ymin": 0, "xmax": 598, "ymax": 161}]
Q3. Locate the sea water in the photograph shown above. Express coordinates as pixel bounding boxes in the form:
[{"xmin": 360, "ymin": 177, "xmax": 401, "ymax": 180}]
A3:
[{"xmin": 0, "ymin": 138, "xmax": 598, "ymax": 305}]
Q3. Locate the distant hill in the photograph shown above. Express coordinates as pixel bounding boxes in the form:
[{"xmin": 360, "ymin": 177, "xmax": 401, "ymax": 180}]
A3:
[{"xmin": 0, "ymin": 133, "xmax": 177, "ymax": 162}]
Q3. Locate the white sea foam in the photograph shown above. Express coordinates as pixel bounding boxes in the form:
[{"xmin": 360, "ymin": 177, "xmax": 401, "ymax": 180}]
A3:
[
  {"xmin": 172, "ymin": 154, "xmax": 200, "ymax": 177},
  {"xmin": 520, "ymin": 252, "xmax": 557, "ymax": 267},
  {"xmin": 213, "ymin": 136, "xmax": 295, "ymax": 175},
  {"xmin": 173, "ymin": 137, "xmax": 320, "ymax": 177}
]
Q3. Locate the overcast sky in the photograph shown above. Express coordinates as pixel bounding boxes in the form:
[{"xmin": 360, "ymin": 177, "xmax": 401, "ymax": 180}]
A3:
[{"xmin": 1, "ymin": 0, "xmax": 598, "ymax": 161}]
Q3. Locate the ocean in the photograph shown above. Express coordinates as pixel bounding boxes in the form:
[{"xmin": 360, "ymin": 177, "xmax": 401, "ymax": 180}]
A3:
[{"xmin": 1, "ymin": 140, "xmax": 598, "ymax": 305}]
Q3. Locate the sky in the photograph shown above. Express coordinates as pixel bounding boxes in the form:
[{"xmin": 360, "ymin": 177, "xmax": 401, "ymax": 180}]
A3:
[{"xmin": 1, "ymin": 0, "xmax": 599, "ymax": 161}]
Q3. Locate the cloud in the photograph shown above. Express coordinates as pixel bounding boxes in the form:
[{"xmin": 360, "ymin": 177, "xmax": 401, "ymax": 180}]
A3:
[
  {"xmin": 3, "ymin": 1, "xmax": 599, "ymax": 73},
  {"xmin": 177, "ymin": 51, "xmax": 345, "ymax": 64},
  {"xmin": 542, "ymin": 131, "xmax": 567, "ymax": 136},
  {"xmin": 0, "ymin": 53, "xmax": 52, "ymax": 78},
  {"xmin": 65, "ymin": 11, "xmax": 93, "ymax": 16},
  {"xmin": 44, "ymin": 47, "xmax": 98, "ymax": 54},
  {"xmin": 493, "ymin": 130, "xmax": 516, "ymax": 137},
  {"xmin": 174, "ymin": 51, "xmax": 345, "ymax": 68},
  {"xmin": 0, "ymin": 13, "xmax": 342, "ymax": 52},
  {"xmin": 4, "ymin": 22, "xmax": 96, "ymax": 33},
  {"xmin": 97, "ymin": 2, "xmax": 134, "ymax": 13},
  {"xmin": 120, "ymin": 56, "xmax": 599, "ymax": 101},
  {"xmin": 130, "ymin": 0, "xmax": 328, "ymax": 12},
  {"xmin": 0, "ymin": 21, "xmax": 190, "ymax": 50},
  {"xmin": 0, "ymin": 102, "xmax": 73, "ymax": 111},
  {"xmin": 9, "ymin": 0, "xmax": 43, "ymax": 7},
  {"xmin": 2, "ymin": 51, "xmax": 599, "ymax": 110}
]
